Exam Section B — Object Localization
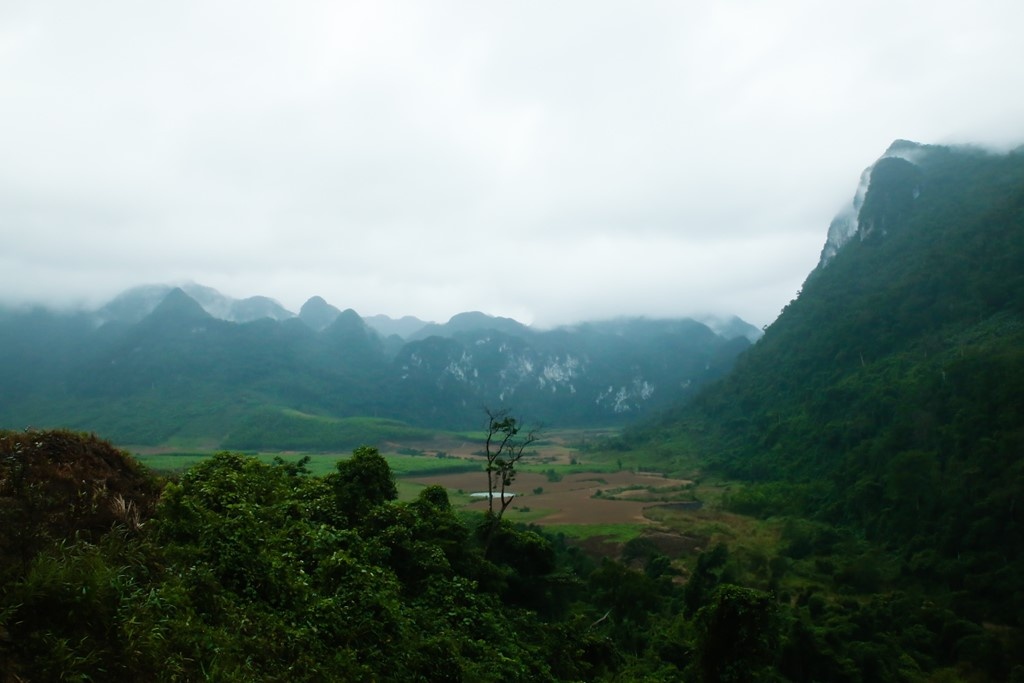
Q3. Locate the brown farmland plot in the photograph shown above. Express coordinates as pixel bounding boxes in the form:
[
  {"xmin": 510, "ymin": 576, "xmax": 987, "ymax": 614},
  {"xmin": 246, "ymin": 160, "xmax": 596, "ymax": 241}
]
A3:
[{"xmin": 410, "ymin": 469, "xmax": 696, "ymax": 526}]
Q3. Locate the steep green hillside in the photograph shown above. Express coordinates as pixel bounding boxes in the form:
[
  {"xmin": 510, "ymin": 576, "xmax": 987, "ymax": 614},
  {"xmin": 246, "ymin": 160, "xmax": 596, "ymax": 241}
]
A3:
[{"xmin": 634, "ymin": 142, "xmax": 1024, "ymax": 630}]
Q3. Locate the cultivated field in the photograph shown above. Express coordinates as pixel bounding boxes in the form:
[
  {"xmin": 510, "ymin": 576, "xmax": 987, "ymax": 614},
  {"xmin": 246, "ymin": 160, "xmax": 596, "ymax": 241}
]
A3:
[
  {"xmin": 411, "ymin": 469, "xmax": 694, "ymax": 525},
  {"xmin": 130, "ymin": 426, "xmax": 727, "ymax": 561}
]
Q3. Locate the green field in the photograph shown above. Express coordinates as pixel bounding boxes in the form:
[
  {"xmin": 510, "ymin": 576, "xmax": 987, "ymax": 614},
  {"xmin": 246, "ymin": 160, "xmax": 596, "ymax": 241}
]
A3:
[
  {"xmin": 134, "ymin": 448, "xmax": 483, "ymax": 478},
  {"xmin": 542, "ymin": 523, "xmax": 645, "ymax": 543},
  {"xmin": 222, "ymin": 411, "xmax": 440, "ymax": 451},
  {"xmin": 128, "ymin": 426, "xmax": 700, "ymax": 556}
]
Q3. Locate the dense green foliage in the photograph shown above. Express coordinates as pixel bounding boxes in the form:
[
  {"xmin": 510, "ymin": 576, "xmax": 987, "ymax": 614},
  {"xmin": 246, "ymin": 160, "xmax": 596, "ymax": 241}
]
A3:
[
  {"xmin": 2, "ymin": 430, "xmax": 791, "ymax": 682},
  {"xmin": 625, "ymin": 142, "xmax": 1024, "ymax": 677},
  {"xmin": 4, "ymin": 142, "xmax": 1023, "ymax": 680}
]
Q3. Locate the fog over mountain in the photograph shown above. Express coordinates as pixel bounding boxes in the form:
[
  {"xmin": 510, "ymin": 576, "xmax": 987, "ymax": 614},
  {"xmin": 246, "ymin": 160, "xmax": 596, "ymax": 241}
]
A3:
[
  {"xmin": 2, "ymin": 2, "xmax": 1023, "ymax": 328},
  {"xmin": 3, "ymin": 137, "xmax": 1023, "ymax": 681},
  {"xmin": 0, "ymin": 282, "xmax": 758, "ymax": 444},
  {"xmin": 63, "ymin": 281, "xmax": 762, "ymax": 343}
]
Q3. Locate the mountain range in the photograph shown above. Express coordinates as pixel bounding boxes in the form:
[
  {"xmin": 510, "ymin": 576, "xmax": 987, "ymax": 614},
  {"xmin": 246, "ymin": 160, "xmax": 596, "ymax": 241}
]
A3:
[
  {"xmin": 2, "ymin": 137, "xmax": 1022, "ymax": 677},
  {"xmin": 0, "ymin": 285, "xmax": 759, "ymax": 447}
]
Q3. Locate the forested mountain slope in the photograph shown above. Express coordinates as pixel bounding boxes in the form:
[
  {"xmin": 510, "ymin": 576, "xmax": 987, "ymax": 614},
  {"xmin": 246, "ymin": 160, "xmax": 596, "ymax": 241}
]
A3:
[
  {"xmin": 635, "ymin": 140, "xmax": 1024, "ymax": 628},
  {"xmin": 4, "ymin": 141, "xmax": 1023, "ymax": 681},
  {"xmin": 0, "ymin": 289, "xmax": 752, "ymax": 444}
]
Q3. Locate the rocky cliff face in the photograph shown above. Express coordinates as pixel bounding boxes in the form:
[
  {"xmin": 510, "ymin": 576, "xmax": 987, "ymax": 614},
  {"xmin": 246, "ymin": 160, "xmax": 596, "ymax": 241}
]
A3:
[
  {"xmin": 394, "ymin": 318, "xmax": 732, "ymax": 424},
  {"xmin": 817, "ymin": 140, "xmax": 933, "ymax": 268}
]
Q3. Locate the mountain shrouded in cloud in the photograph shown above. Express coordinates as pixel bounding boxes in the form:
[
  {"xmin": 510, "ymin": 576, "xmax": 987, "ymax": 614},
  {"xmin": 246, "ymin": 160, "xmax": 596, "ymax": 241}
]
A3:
[
  {"xmin": 622, "ymin": 141, "xmax": 1024, "ymax": 660},
  {"xmin": 1, "ymin": 3, "xmax": 1022, "ymax": 327},
  {"xmin": 299, "ymin": 296, "xmax": 343, "ymax": 332},
  {"xmin": 0, "ymin": 284, "xmax": 756, "ymax": 444}
]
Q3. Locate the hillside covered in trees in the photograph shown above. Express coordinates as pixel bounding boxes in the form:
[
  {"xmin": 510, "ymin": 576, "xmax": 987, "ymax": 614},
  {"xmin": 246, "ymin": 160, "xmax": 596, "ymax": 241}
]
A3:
[
  {"xmin": 0, "ymin": 291, "xmax": 753, "ymax": 446},
  {"xmin": 625, "ymin": 140, "xmax": 1024, "ymax": 677},
  {"xmin": 1, "ymin": 429, "xmax": 787, "ymax": 681},
  {"xmin": 2, "ymin": 140, "xmax": 1023, "ymax": 681}
]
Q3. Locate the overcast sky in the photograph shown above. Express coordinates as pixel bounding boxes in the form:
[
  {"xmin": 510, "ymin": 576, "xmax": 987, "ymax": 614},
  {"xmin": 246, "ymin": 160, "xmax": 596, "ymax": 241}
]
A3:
[{"xmin": 2, "ymin": 1, "xmax": 1023, "ymax": 328}]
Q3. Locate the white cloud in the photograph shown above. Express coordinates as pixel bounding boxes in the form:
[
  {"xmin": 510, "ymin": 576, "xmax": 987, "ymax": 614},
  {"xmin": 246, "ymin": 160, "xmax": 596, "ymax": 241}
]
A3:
[{"xmin": 1, "ymin": 0, "xmax": 1023, "ymax": 327}]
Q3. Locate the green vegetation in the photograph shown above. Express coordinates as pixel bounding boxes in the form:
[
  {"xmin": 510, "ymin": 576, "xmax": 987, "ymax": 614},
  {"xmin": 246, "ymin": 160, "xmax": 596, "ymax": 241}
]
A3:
[
  {"xmin": 134, "ymin": 451, "xmax": 212, "ymax": 472},
  {"xmin": 615, "ymin": 143, "xmax": 1024, "ymax": 679},
  {"xmin": 223, "ymin": 410, "xmax": 437, "ymax": 451},
  {"xmin": 3, "ymin": 142, "xmax": 1023, "ymax": 680},
  {"xmin": 519, "ymin": 460, "xmax": 619, "ymax": 475},
  {"xmin": 598, "ymin": 481, "xmax": 697, "ymax": 502},
  {"xmin": 382, "ymin": 453, "xmax": 481, "ymax": 477},
  {"xmin": 1, "ymin": 429, "xmax": 767, "ymax": 681},
  {"xmin": 0, "ymin": 295, "xmax": 750, "ymax": 445},
  {"xmin": 136, "ymin": 448, "xmax": 481, "ymax": 478},
  {"xmin": 545, "ymin": 524, "xmax": 645, "ymax": 543},
  {"xmin": 138, "ymin": 451, "xmax": 349, "ymax": 476}
]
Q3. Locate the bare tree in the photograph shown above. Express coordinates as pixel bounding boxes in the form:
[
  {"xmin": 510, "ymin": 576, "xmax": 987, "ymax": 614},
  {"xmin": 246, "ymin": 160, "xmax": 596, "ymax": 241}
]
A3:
[{"xmin": 483, "ymin": 408, "xmax": 538, "ymax": 524}]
